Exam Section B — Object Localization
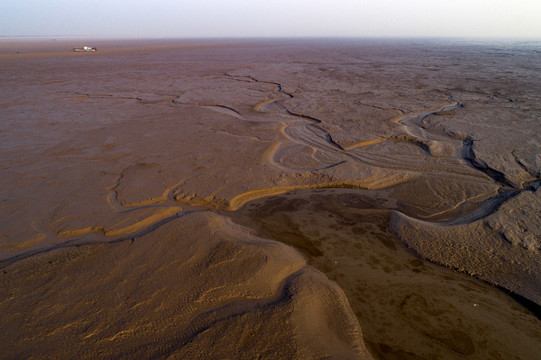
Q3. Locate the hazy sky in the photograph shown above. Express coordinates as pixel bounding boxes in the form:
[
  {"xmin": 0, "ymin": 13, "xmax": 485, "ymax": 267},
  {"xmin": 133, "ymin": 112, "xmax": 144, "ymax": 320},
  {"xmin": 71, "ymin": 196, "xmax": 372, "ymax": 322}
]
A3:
[{"xmin": 1, "ymin": 0, "xmax": 540, "ymax": 39}]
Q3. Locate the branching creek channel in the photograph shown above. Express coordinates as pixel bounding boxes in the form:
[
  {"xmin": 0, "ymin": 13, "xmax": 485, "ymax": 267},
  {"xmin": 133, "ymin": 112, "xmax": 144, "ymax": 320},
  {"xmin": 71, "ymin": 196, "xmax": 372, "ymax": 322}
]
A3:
[{"xmin": 2, "ymin": 73, "xmax": 540, "ymax": 360}]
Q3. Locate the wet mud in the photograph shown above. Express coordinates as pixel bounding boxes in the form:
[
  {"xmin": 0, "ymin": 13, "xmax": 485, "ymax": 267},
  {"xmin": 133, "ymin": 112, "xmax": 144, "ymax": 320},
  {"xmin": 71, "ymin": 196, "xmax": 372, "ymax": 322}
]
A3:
[{"xmin": 1, "ymin": 38, "xmax": 540, "ymax": 359}]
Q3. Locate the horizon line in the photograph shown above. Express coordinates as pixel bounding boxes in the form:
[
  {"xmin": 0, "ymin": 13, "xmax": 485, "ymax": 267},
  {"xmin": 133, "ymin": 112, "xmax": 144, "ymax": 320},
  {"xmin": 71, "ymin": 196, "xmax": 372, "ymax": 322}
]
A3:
[{"xmin": 1, "ymin": 34, "xmax": 541, "ymax": 42}]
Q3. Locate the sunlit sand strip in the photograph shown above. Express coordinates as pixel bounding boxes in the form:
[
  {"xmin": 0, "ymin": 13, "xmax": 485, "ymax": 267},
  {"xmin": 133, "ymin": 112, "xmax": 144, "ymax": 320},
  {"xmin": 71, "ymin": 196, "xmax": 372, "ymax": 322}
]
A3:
[
  {"xmin": 229, "ymin": 186, "xmax": 315, "ymax": 211},
  {"xmin": 343, "ymin": 138, "xmax": 387, "ymax": 151},
  {"xmin": 0, "ymin": 233, "xmax": 46, "ymax": 250},
  {"xmin": 228, "ymin": 174, "xmax": 410, "ymax": 211},
  {"xmin": 57, "ymin": 207, "xmax": 181, "ymax": 239},
  {"xmin": 253, "ymin": 94, "xmax": 281, "ymax": 112}
]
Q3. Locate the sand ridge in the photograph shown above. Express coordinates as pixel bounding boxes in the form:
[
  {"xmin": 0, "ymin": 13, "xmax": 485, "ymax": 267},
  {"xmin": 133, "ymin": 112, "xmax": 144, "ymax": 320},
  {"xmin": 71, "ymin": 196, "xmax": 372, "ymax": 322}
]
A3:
[{"xmin": 0, "ymin": 212, "xmax": 370, "ymax": 359}]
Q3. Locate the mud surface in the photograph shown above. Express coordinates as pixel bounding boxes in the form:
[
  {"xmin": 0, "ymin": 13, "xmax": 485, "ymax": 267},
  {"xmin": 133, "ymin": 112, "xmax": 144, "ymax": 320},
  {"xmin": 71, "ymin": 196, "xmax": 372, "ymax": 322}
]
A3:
[{"xmin": 1, "ymin": 38, "xmax": 540, "ymax": 359}]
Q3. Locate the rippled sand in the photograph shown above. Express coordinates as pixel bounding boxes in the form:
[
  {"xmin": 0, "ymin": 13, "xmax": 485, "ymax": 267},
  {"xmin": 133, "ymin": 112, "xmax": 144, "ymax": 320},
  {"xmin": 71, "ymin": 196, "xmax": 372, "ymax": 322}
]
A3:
[{"xmin": 1, "ymin": 38, "xmax": 540, "ymax": 359}]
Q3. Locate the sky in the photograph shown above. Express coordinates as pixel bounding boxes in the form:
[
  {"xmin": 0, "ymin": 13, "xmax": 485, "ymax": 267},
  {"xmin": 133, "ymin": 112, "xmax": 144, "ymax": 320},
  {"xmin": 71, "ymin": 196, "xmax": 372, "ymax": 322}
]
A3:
[{"xmin": 1, "ymin": 0, "xmax": 541, "ymax": 39}]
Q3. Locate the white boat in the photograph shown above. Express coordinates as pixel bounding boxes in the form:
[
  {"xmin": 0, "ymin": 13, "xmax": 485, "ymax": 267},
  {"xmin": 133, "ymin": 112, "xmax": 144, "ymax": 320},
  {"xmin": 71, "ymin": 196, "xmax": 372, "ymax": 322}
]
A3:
[{"xmin": 73, "ymin": 46, "xmax": 97, "ymax": 52}]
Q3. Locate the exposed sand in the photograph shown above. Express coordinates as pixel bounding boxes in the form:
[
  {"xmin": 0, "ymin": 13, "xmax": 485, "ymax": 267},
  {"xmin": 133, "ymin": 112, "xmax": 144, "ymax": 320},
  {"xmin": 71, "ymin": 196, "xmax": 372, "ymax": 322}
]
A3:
[{"xmin": 0, "ymin": 38, "xmax": 540, "ymax": 359}]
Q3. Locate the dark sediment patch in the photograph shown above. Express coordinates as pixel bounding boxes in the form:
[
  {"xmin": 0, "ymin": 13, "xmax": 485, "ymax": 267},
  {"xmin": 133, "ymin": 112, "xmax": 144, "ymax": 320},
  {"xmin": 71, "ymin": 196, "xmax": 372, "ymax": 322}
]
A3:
[{"xmin": 227, "ymin": 188, "xmax": 541, "ymax": 360}]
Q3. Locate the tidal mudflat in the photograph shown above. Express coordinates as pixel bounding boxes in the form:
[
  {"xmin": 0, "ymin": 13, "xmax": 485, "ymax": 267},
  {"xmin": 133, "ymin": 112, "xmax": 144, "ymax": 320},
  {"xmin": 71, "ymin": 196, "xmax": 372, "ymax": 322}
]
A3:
[{"xmin": 1, "ymin": 38, "xmax": 540, "ymax": 359}]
